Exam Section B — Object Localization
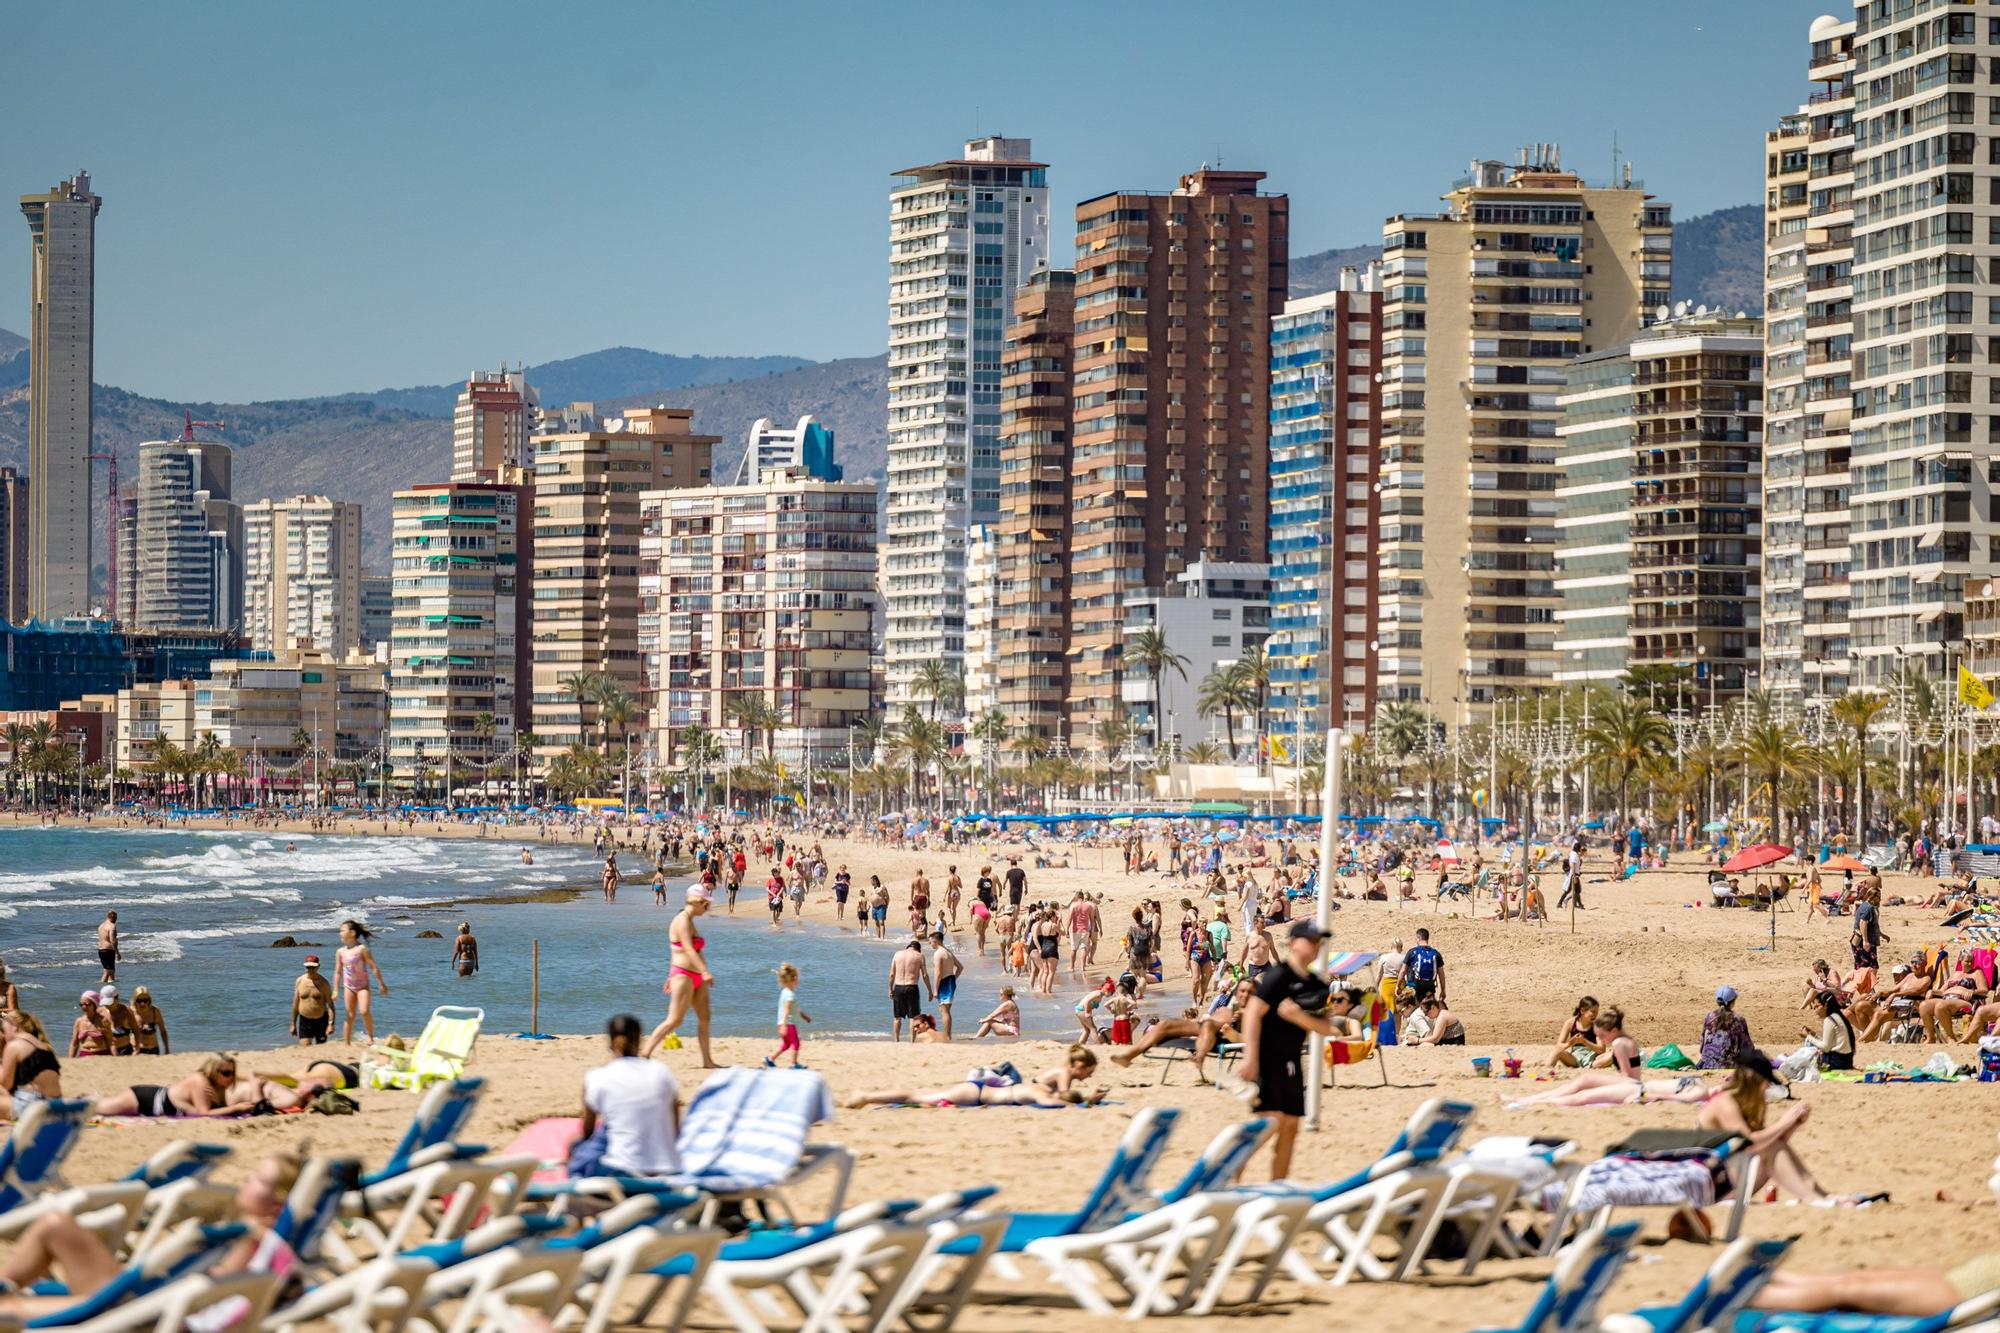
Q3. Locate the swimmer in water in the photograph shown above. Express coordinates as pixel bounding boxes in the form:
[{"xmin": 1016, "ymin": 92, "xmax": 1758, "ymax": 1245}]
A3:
[{"xmin": 521, "ymin": 848, "xmax": 534, "ymax": 865}]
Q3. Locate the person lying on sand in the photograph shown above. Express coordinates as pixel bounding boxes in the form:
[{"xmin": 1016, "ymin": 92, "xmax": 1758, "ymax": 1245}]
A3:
[{"xmin": 844, "ymin": 1045, "xmax": 1106, "ymax": 1108}]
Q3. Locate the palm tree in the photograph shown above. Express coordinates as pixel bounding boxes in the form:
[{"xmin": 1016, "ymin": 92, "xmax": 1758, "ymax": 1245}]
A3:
[
  {"xmin": 891, "ymin": 704, "xmax": 944, "ymax": 813},
  {"xmin": 1738, "ymin": 717, "xmax": 1810, "ymax": 839},
  {"xmin": 3, "ymin": 721, "xmax": 28, "ymax": 803},
  {"xmin": 971, "ymin": 709, "xmax": 1009, "ymax": 808},
  {"xmin": 1373, "ymin": 701, "xmax": 1431, "ymax": 758},
  {"xmin": 1230, "ymin": 647, "xmax": 1271, "ymax": 756},
  {"xmin": 1185, "ymin": 740, "xmax": 1225, "ymax": 764},
  {"xmin": 1196, "ymin": 667, "xmax": 1255, "ymax": 759},
  {"xmin": 1123, "ymin": 627, "xmax": 1190, "ymax": 747},
  {"xmin": 193, "ymin": 731, "xmax": 223, "ymax": 808},
  {"xmin": 677, "ymin": 725, "xmax": 722, "ymax": 808},
  {"xmin": 727, "ymin": 695, "xmax": 783, "ymax": 762},
  {"xmin": 910, "ymin": 661, "xmax": 956, "ymax": 722},
  {"xmin": 1582, "ymin": 696, "xmax": 1672, "ymax": 828},
  {"xmin": 1831, "ymin": 690, "xmax": 1889, "ymax": 839},
  {"xmin": 561, "ymin": 670, "xmax": 607, "ymax": 750}
]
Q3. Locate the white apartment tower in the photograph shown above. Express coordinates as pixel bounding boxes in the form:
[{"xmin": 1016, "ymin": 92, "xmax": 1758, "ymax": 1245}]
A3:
[
  {"xmin": 19, "ymin": 172, "xmax": 101, "ymax": 620},
  {"xmin": 883, "ymin": 136, "xmax": 1049, "ymax": 707},
  {"xmin": 243, "ymin": 497, "xmax": 365, "ymax": 656}
]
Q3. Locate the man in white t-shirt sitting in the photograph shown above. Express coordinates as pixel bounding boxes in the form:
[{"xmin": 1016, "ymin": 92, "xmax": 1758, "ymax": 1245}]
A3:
[{"xmin": 581, "ymin": 1014, "xmax": 683, "ymax": 1176}]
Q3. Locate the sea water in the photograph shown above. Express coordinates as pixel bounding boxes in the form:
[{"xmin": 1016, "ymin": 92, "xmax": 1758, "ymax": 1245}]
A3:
[{"xmin": 0, "ymin": 826, "xmax": 1062, "ymax": 1049}]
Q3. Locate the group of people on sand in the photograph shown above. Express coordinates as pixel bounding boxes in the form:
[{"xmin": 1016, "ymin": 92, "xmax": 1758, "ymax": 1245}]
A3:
[{"xmin": 1803, "ymin": 947, "xmax": 2000, "ymax": 1046}]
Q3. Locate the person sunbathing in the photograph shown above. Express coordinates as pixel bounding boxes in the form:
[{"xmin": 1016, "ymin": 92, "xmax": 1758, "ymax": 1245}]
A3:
[
  {"xmin": 0, "ymin": 1153, "xmax": 299, "ymax": 1320},
  {"xmin": 844, "ymin": 1046, "xmax": 1106, "ymax": 1108},
  {"xmin": 1503, "ymin": 1070, "xmax": 1717, "ymax": 1109},
  {"xmin": 1750, "ymin": 1253, "xmax": 2000, "ymax": 1319},
  {"xmin": 1857, "ymin": 963, "xmax": 1930, "ymax": 1041},
  {"xmin": 1921, "ymin": 953, "xmax": 1991, "ymax": 1043},
  {"xmin": 93, "ymin": 1054, "xmax": 254, "ymax": 1118}
]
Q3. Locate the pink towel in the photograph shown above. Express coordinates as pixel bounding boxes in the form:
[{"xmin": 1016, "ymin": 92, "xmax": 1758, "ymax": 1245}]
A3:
[{"xmin": 500, "ymin": 1115, "xmax": 584, "ymax": 1185}]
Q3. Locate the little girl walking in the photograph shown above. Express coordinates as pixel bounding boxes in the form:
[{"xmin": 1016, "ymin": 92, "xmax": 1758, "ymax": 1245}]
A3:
[{"xmin": 764, "ymin": 963, "xmax": 811, "ymax": 1068}]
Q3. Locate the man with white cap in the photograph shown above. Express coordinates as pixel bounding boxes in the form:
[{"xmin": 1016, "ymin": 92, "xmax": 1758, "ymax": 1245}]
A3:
[
  {"xmin": 98, "ymin": 984, "xmax": 137, "ymax": 1056},
  {"xmin": 291, "ymin": 955, "xmax": 333, "ymax": 1045}
]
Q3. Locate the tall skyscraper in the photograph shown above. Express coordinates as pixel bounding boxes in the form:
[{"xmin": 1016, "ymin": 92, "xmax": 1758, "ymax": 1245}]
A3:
[
  {"xmin": 127, "ymin": 439, "xmax": 242, "ymax": 633},
  {"xmin": 1376, "ymin": 150, "xmax": 1671, "ymax": 717},
  {"xmin": 20, "ymin": 172, "xmax": 101, "ymax": 620},
  {"xmin": 529, "ymin": 405, "xmax": 715, "ymax": 755},
  {"xmin": 993, "ymin": 265, "xmax": 1076, "ymax": 746},
  {"xmin": 1556, "ymin": 313, "xmax": 1764, "ymax": 695},
  {"xmin": 733, "ymin": 416, "xmax": 841, "ymax": 485},
  {"xmin": 388, "ymin": 482, "xmax": 526, "ymax": 785},
  {"xmin": 1267, "ymin": 266, "xmax": 1382, "ymax": 740},
  {"xmin": 452, "ymin": 367, "xmax": 539, "ymax": 481},
  {"xmin": 242, "ymin": 497, "xmax": 365, "ymax": 655},
  {"xmin": 1064, "ymin": 167, "xmax": 1289, "ymax": 735},
  {"xmin": 883, "ymin": 136, "xmax": 1050, "ymax": 707},
  {"xmin": 1760, "ymin": 16, "xmax": 1853, "ymax": 703},
  {"xmin": 0, "ymin": 467, "xmax": 30, "ymax": 625}
]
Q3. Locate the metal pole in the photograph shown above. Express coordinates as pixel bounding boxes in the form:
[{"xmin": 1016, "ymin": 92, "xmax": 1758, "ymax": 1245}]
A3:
[
  {"xmin": 1306, "ymin": 729, "xmax": 1344, "ymax": 1132},
  {"xmin": 531, "ymin": 938, "xmax": 541, "ymax": 1036}
]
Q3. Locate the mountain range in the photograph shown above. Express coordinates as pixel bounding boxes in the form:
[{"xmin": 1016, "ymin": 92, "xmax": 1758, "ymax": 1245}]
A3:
[{"xmin": 0, "ymin": 203, "xmax": 1760, "ymax": 573}]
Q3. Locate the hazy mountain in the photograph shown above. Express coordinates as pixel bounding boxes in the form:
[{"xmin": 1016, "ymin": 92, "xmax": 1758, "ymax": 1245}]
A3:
[
  {"xmin": 335, "ymin": 347, "xmax": 814, "ymax": 417},
  {"xmin": 1288, "ymin": 202, "xmax": 1762, "ymax": 313}
]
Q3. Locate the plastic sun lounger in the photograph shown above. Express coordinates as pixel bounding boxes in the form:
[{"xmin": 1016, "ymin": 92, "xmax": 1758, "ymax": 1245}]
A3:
[
  {"xmin": 1733, "ymin": 1288, "xmax": 2000, "ymax": 1333},
  {"xmin": 1472, "ymin": 1220, "xmax": 1642, "ymax": 1333},
  {"xmin": 365, "ymin": 1006, "xmax": 486, "ymax": 1092},
  {"xmin": 6, "ymin": 1219, "xmax": 256, "ymax": 1333},
  {"xmin": 1540, "ymin": 1133, "xmax": 1760, "ymax": 1256},
  {"xmin": 0, "ymin": 1098, "xmax": 92, "ymax": 1217},
  {"xmin": 1599, "ymin": 1235, "xmax": 1793, "ymax": 1333},
  {"xmin": 363, "ymin": 1078, "xmax": 488, "ymax": 1188},
  {"xmin": 1137, "ymin": 1034, "xmax": 1241, "ymax": 1085},
  {"xmin": 1200, "ymin": 1097, "xmax": 1478, "ymax": 1302},
  {"xmin": 1394, "ymin": 1136, "xmax": 1578, "ymax": 1277}
]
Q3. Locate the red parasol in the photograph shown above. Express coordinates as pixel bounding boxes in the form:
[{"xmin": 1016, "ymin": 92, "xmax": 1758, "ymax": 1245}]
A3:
[{"xmin": 1722, "ymin": 844, "xmax": 1793, "ymax": 873}]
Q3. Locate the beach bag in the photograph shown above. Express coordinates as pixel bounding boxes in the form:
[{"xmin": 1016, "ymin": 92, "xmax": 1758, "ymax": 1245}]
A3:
[
  {"xmin": 1643, "ymin": 1043, "xmax": 1694, "ymax": 1070},
  {"xmin": 310, "ymin": 1089, "xmax": 359, "ymax": 1116}
]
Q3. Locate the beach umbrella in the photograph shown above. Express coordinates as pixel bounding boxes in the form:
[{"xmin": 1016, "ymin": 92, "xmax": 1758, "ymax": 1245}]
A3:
[
  {"xmin": 1722, "ymin": 844, "xmax": 1792, "ymax": 873},
  {"xmin": 1701, "ymin": 820, "xmax": 1730, "ymax": 833},
  {"xmin": 1820, "ymin": 853, "xmax": 1870, "ymax": 873},
  {"xmin": 1435, "ymin": 839, "xmax": 1460, "ymax": 864}
]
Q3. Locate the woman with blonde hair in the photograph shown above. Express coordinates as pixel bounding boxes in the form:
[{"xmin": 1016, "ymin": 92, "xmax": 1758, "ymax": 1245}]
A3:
[
  {"xmin": 92, "ymin": 1054, "xmax": 243, "ymax": 1118},
  {"xmin": 0, "ymin": 1010, "xmax": 61, "ymax": 1119}
]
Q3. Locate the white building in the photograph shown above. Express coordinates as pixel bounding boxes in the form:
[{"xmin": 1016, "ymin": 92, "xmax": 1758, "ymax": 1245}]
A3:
[
  {"xmin": 962, "ymin": 523, "xmax": 999, "ymax": 734},
  {"xmin": 243, "ymin": 497, "xmax": 364, "ymax": 656},
  {"xmin": 452, "ymin": 366, "xmax": 538, "ymax": 482},
  {"xmin": 883, "ymin": 135, "xmax": 1049, "ymax": 708},
  {"xmin": 1120, "ymin": 561, "xmax": 1270, "ymax": 753},
  {"xmin": 733, "ymin": 416, "xmax": 841, "ymax": 485},
  {"xmin": 126, "ymin": 439, "xmax": 242, "ymax": 633}
]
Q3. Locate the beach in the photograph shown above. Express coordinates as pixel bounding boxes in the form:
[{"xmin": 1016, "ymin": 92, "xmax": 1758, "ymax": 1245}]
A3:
[{"xmin": 10, "ymin": 818, "xmax": 2000, "ymax": 1328}]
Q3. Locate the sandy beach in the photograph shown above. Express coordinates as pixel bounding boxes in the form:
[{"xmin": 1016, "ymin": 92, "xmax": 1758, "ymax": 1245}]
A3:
[{"xmin": 15, "ymin": 813, "xmax": 2000, "ymax": 1329}]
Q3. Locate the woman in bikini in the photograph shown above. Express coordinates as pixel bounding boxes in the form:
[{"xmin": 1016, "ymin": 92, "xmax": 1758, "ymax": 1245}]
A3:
[
  {"xmin": 1109, "ymin": 977, "xmax": 1255, "ymax": 1083},
  {"xmin": 1549, "ymin": 995, "xmax": 1603, "ymax": 1068},
  {"xmin": 1696, "ymin": 1051, "xmax": 1850, "ymax": 1203},
  {"xmin": 93, "ymin": 1054, "xmax": 247, "ymax": 1118},
  {"xmin": 1504, "ymin": 1069, "xmax": 1719, "ymax": 1109},
  {"xmin": 129, "ymin": 986, "xmax": 169, "ymax": 1056},
  {"xmin": 334, "ymin": 921, "xmax": 388, "ymax": 1046},
  {"xmin": 0, "ymin": 1010, "xmax": 62, "ymax": 1121},
  {"xmin": 643, "ymin": 884, "xmax": 718, "ymax": 1067},
  {"xmin": 845, "ymin": 1046, "xmax": 1106, "ymax": 1108},
  {"xmin": 68, "ymin": 993, "xmax": 111, "ymax": 1058}
]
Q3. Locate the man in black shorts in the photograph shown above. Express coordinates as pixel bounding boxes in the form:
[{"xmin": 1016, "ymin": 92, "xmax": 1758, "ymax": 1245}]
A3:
[
  {"xmin": 1004, "ymin": 859, "xmax": 1027, "ymax": 909},
  {"xmin": 1239, "ymin": 919, "xmax": 1349, "ymax": 1180},
  {"xmin": 888, "ymin": 939, "xmax": 927, "ymax": 1041}
]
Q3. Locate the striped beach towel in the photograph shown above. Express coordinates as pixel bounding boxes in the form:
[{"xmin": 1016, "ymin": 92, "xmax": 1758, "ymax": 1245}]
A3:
[
  {"xmin": 671, "ymin": 1067, "xmax": 836, "ymax": 1193},
  {"xmin": 1541, "ymin": 1156, "xmax": 1715, "ymax": 1213}
]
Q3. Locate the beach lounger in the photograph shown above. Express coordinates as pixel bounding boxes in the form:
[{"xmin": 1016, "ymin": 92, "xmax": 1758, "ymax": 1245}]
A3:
[
  {"xmin": 363, "ymin": 1007, "xmax": 486, "ymax": 1092},
  {"xmin": 365, "ymin": 1079, "xmax": 488, "ymax": 1188},
  {"xmin": 1472, "ymin": 1220, "xmax": 1641, "ymax": 1333},
  {"xmin": 1733, "ymin": 1287, "xmax": 2000, "ymax": 1333},
  {"xmin": 264, "ymin": 1213, "xmax": 566, "ymax": 1333},
  {"xmin": 0, "ymin": 1098, "xmax": 91, "ymax": 1218},
  {"xmin": 1396, "ymin": 1135, "xmax": 1577, "ymax": 1277},
  {"xmin": 6, "ymin": 1219, "xmax": 266, "ymax": 1333},
  {"xmin": 1200, "ymin": 1097, "xmax": 1477, "ymax": 1300},
  {"xmin": 332, "ymin": 1151, "xmax": 539, "ymax": 1267},
  {"xmin": 1137, "ymin": 1035, "xmax": 1240, "ymax": 1085},
  {"xmin": 1599, "ymin": 1234, "xmax": 1792, "ymax": 1333}
]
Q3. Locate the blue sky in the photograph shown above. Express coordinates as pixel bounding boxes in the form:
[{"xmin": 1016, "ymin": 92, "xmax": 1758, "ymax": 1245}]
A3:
[{"xmin": 4, "ymin": 1, "xmax": 1832, "ymax": 402}]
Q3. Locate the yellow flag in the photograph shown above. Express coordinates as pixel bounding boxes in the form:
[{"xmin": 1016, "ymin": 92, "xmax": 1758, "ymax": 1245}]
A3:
[
  {"xmin": 1960, "ymin": 664, "xmax": 1995, "ymax": 709},
  {"xmin": 1267, "ymin": 736, "xmax": 1290, "ymax": 763}
]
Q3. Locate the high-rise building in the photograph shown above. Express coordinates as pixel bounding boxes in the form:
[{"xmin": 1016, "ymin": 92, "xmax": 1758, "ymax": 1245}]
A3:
[
  {"xmin": 1065, "ymin": 167, "xmax": 1289, "ymax": 734},
  {"xmin": 359, "ymin": 573, "xmax": 392, "ymax": 652},
  {"xmin": 529, "ymin": 405, "xmax": 715, "ymax": 755},
  {"xmin": 242, "ymin": 497, "xmax": 364, "ymax": 656},
  {"xmin": 961, "ymin": 523, "xmax": 999, "ymax": 726},
  {"xmin": 733, "ymin": 416, "xmax": 841, "ymax": 485},
  {"xmin": 1761, "ymin": 16, "xmax": 1854, "ymax": 702},
  {"xmin": 1122, "ymin": 561, "xmax": 1271, "ymax": 751},
  {"xmin": 640, "ymin": 471, "xmax": 876, "ymax": 775},
  {"xmin": 20, "ymin": 172, "xmax": 101, "ymax": 620},
  {"xmin": 883, "ymin": 136, "xmax": 1050, "ymax": 707},
  {"xmin": 993, "ymin": 265, "xmax": 1076, "ymax": 746},
  {"xmin": 388, "ymin": 482, "xmax": 527, "ymax": 786},
  {"xmin": 1376, "ymin": 150, "xmax": 1671, "ymax": 717},
  {"xmin": 0, "ymin": 467, "xmax": 30, "ymax": 625},
  {"xmin": 452, "ymin": 367, "xmax": 539, "ymax": 482},
  {"xmin": 1267, "ymin": 266, "xmax": 1382, "ymax": 740},
  {"xmin": 1556, "ymin": 313, "xmax": 1764, "ymax": 694},
  {"xmin": 1828, "ymin": 7, "xmax": 1966, "ymax": 690},
  {"xmin": 126, "ymin": 439, "xmax": 242, "ymax": 633}
]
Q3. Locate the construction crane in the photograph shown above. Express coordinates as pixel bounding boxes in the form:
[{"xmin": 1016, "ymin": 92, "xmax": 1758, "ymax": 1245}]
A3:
[
  {"xmin": 85, "ymin": 451, "xmax": 120, "ymax": 614},
  {"xmin": 182, "ymin": 409, "xmax": 226, "ymax": 441}
]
